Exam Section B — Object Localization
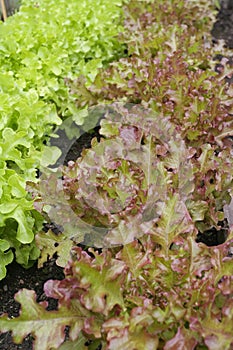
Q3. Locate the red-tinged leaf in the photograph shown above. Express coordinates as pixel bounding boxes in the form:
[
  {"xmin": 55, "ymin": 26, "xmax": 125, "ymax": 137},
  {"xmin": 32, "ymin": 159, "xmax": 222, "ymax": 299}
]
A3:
[
  {"xmin": 103, "ymin": 216, "xmax": 149, "ymax": 246},
  {"xmin": 117, "ymin": 240, "xmax": 152, "ymax": 279},
  {"xmin": 218, "ymin": 276, "xmax": 233, "ymax": 295},
  {"xmin": 119, "ymin": 125, "xmax": 143, "ymax": 148},
  {"xmin": 188, "ymin": 238, "xmax": 212, "ymax": 277},
  {"xmin": 151, "ymin": 195, "xmax": 194, "ymax": 255},
  {"xmin": 44, "ymin": 278, "xmax": 87, "ymax": 306},
  {"xmin": 222, "ymin": 298, "xmax": 233, "ymax": 319},
  {"xmin": 164, "ymin": 327, "xmax": 197, "ymax": 350},
  {"xmin": 83, "ymin": 316, "xmax": 102, "ymax": 338},
  {"xmin": 190, "ymin": 311, "xmax": 233, "ymax": 350},
  {"xmin": 58, "ymin": 248, "xmax": 126, "ymax": 316},
  {"xmin": 103, "ymin": 310, "xmax": 159, "ymax": 350},
  {"xmin": 107, "ymin": 329, "xmax": 158, "ymax": 350},
  {"xmin": 204, "ymin": 335, "xmax": 232, "ymax": 350},
  {"xmin": 223, "ymin": 198, "xmax": 233, "ymax": 227},
  {"xmin": 206, "ymin": 240, "xmax": 233, "ymax": 284},
  {"xmin": 0, "ymin": 289, "xmax": 84, "ymax": 350},
  {"xmin": 77, "ymin": 260, "xmax": 125, "ymax": 315},
  {"xmin": 57, "ymin": 332, "xmax": 88, "ymax": 350}
]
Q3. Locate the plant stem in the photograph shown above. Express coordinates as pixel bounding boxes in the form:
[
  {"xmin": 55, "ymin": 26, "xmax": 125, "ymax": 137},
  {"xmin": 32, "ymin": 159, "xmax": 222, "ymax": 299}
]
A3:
[{"xmin": 0, "ymin": 0, "xmax": 7, "ymax": 21}]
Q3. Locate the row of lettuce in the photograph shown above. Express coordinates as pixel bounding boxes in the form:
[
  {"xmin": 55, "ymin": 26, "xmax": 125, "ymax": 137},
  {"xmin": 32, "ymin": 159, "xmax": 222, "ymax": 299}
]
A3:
[
  {"xmin": 0, "ymin": 0, "xmax": 233, "ymax": 349},
  {"xmin": 0, "ymin": 0, "xmax": 128, "ymax": 278}
]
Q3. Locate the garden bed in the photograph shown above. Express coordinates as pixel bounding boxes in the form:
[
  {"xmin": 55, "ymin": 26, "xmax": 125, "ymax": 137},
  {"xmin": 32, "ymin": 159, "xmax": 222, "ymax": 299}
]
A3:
[{"xmin": 0, "ymin": 1, "xmax": 232, "ymax": 349}]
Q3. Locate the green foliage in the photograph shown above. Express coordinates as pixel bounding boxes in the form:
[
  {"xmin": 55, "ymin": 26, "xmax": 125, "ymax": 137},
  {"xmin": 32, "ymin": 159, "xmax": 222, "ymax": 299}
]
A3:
[
  {"xmin": 0, "ymin": 0, "xmax": 233, "ymax": 349},
  {"xmin": 0, "ymin": 0, "xmax": 127, "ymax": 277},
  {"xmin": 65, "ymin": 0, "xmax": 233, "ymax": 237},
  {"xmin": 35, "ymin": 229, "xmax": 74, "ymax": 268},
  {"xmin": 1, "ymin": 237, "xmax": 233, "ymax": 349},
  {"xmin": 37, "ymin": 104, "xmax": 197, "ymax": 249},
  {"xmin": 0, "ymin": 288, "xmax": 86, "ymax": 349}
]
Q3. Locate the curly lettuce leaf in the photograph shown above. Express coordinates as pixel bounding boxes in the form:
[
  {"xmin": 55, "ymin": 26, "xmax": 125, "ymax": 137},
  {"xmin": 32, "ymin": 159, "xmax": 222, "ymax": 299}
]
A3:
[{"xmin": 0, "ymin": 289, "xmax": 85, "ymax": 350}]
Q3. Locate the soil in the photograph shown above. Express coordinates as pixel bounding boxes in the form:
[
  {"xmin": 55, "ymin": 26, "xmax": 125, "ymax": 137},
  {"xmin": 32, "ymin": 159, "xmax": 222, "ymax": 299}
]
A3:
[
  {"xmin": 211, "ymin": 0, "xmax": 233, "ymax": 48},
  {"xmin": 0, "ymin": 2, "xmax": 233, "ymax": 349}
]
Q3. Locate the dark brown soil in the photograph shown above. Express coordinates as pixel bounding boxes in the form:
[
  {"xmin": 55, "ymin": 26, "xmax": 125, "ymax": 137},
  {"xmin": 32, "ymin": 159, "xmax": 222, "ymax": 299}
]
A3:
[
  {"xmin": 211, "ymin": 0, "xmax": 233, "ymax": 48},
  {"xmin": 0, "ymin": 2, "xmax": 233, "ymax": 349},
  {"xmin": 0, "ymin": 258, "xmax": 64, "ymax": 349}
]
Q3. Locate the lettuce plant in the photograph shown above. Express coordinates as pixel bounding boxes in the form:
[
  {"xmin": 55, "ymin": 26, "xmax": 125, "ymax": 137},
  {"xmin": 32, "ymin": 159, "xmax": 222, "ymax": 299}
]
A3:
[
  {"xmin": 64, "ymin": 0, "xmax": 233, "ymax": 236},
  {"xmin": 6, "ymin": 99, "xmax": 231, "ymax": 349},
  {"xmin": 0, "ymin": 0, "xmax": 233, "ymax": 349},
  {"xmin": 36, "ymin": 104, "xmax": 196, "ymax": 248},
  {"xmin": 0, "ymin": 235, "xmax": 232, "ymax": 349},
  {"xmin": 0, "ymin": 0, "xmax": 127, "ymax": 277}
]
